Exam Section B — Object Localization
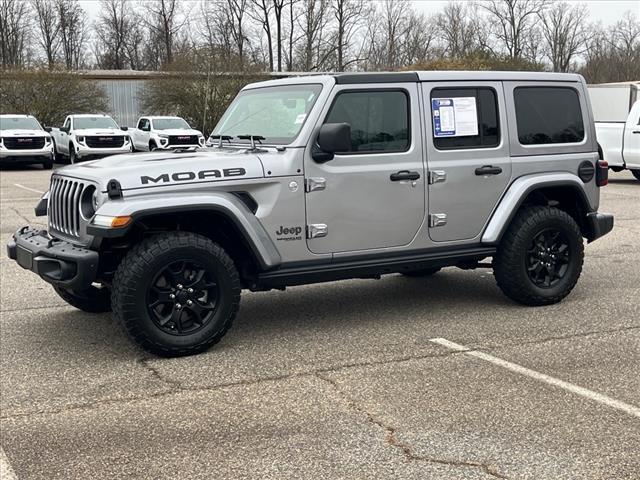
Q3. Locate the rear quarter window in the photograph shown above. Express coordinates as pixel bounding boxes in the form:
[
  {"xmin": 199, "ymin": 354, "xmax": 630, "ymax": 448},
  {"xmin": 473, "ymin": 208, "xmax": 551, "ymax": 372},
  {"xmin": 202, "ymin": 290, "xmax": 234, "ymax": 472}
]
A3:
[{"xmin": 514, "ymin": 87, "xmax": 585, "ymax": 145}]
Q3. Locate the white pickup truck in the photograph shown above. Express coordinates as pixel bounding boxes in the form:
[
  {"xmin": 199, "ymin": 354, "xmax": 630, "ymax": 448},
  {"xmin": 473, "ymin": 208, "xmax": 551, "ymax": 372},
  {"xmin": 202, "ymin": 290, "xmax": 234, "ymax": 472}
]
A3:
[
  {"xmin": 0, "ymin": 114, "xmax": 54, "ymax": 169},
  {"xmin": 589, "ymin": 83, "xmax": 640, "ymax": 181},
  {"xmin": 131, "ymin": 116, "xmax": 205, "ymax": 151},
  {"xmin": 48, "ymin": 114, "xmax": 132, "ymax": 163}
]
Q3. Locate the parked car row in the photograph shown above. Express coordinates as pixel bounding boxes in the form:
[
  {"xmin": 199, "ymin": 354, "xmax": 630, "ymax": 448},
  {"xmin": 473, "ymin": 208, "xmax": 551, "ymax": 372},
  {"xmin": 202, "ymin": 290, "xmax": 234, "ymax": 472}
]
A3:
[{"xmin": 0, "ymin": 113, "xmax": 206, "ymax": 167}]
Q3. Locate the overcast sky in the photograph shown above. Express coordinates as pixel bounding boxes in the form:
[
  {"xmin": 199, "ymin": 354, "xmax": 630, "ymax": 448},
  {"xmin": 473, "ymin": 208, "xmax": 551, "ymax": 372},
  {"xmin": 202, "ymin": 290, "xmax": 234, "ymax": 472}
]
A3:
[{"xmin": 79, "ymin": 0, "xmax": 638, "ymax": 26}]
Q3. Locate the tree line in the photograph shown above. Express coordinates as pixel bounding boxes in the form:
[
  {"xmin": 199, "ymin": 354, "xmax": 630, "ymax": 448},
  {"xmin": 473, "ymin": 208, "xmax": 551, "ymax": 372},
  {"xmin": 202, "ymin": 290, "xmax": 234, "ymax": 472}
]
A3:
[{"xmin": 1, "ymin": 0, "xmax": 638, "ymax": 82}]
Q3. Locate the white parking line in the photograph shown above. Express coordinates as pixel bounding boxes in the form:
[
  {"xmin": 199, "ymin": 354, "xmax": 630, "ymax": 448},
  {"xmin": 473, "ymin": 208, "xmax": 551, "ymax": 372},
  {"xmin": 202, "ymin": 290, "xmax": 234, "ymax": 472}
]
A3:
[
  {"xmin": 0, "ymin": 446, "xmax": 18, "ymax": 480},
  {"xmin": 430, "ymin": 337, "xmax": 640, "ymax": 418},
  {"xmin": 13, "ymin": 184, "xmax": 43, "ymax": 195}
]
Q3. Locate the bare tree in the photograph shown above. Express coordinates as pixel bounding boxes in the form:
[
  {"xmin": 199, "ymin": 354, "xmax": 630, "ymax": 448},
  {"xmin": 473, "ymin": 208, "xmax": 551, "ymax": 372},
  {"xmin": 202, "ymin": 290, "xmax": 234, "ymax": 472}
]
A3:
[
  {"xmin": 479, "ymin": 0, "xmax": 548, "ymax": 60},
  {"xmin": 296, "ymin": 0, "xmax": 330, "ymax": 70},
  {"xmin": 538, "ymin": 2, "xmax": 588, "ymax": 72},
  {"xmin": 0, "ymin": 0, "xmax": 31, "ymax": 68},
  {"xmin": 56, "ymin": 0, "xmax": 88, "ymax": 69},
  {"xmin": 331, "ymin": 0, "xmax": 364, "ymax": 71},
  {"xmin": 145, "ymin": 0, "xmax": 186, "ymax": 66},
  {"xmin": 402, "ymin": 12, "xmax": 437, "ymax": 66},
  {"xmin": 95, "ymin": 0, "xmax": 134, "ymax": 69},
  {"xmin": 32, "ymin": 0, "xmax": 60, "ymax": 69},
  {"xmin": 436, "ymin": 2, "xmax": 480, "ymax": 59},
  {"xmin": 200, "ymin": 0, "xmax": 249, "ymax": 69},
  {"xmin": 249, "ymin": 0, "xmax": 274, "ymax": 70}
]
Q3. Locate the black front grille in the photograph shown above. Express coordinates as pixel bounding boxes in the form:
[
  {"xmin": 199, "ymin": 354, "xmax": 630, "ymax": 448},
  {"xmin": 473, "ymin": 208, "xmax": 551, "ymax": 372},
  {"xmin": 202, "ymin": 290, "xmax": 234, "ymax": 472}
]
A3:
[
  {"xmin": 85, "ymin": 136, "xmax": 125, "ymax": 148},
  {"xmin": 3, "ymin": 137, "xmax": 46, "ymax": 150},
  {"xmin": 168, "ymin": 135, "xmax": 199, "ymax": 146}
]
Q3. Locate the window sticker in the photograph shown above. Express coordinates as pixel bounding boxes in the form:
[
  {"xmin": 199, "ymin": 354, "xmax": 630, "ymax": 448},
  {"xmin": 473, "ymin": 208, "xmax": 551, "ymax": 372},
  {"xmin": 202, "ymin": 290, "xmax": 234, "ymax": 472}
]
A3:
[
  {"xmin": 432, "ymin": 97, "xmax": 478, "ymax": 137},
  {"xmin": 294, "ymin": 113, "xmax": 307, "ymax": 125}
]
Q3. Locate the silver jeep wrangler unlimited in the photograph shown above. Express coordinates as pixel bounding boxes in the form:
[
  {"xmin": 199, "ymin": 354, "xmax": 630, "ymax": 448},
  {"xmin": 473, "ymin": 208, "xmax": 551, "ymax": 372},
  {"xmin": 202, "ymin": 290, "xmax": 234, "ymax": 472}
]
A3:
[{"xmin": 7, "ymin": 72, "xmax": 614, "ymax": 357}]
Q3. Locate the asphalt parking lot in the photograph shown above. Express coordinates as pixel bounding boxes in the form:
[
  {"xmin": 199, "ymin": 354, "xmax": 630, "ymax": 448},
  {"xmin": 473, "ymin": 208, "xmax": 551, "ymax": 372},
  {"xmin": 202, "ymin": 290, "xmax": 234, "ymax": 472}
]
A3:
[{"xmin": 0, "ymin": 164, "xmax": 638, "ymax": 480}]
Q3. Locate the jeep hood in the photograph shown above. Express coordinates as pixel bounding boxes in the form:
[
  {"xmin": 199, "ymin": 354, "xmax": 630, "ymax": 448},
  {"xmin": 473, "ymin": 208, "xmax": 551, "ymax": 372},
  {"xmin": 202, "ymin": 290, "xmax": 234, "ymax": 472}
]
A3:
[{"xmin": 55, "ymin": 149, "xmax": 265, "ymax": 192}]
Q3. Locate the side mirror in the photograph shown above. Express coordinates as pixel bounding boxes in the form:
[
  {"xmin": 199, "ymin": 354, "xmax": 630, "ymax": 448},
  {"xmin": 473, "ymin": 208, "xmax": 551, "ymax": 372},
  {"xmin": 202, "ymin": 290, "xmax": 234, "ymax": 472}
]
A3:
[
  {"xmin": 43, "ymin": 126, "xmax": 52, "ymax": 132},
  {"xmin": 60, "ymin": 126, "xmax": 69, "ymax": 133},
  {"xmin": 313, "ymin": 123, "xmax": 351, "ymax": 163},
  {"xmin": 121, "ymin": 126, "xmax": 128, "ymax": 131}
]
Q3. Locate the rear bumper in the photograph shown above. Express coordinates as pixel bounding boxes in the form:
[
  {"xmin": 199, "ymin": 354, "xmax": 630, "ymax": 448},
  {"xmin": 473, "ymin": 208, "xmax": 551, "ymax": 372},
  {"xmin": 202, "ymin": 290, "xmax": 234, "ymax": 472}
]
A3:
[
  {"xmin": 6, "ymin": 227, "xmax": 98, "ymax": 289},
  {"xmin": 586, "ymin": 212, "xmax": 614, "ymax": 242}
]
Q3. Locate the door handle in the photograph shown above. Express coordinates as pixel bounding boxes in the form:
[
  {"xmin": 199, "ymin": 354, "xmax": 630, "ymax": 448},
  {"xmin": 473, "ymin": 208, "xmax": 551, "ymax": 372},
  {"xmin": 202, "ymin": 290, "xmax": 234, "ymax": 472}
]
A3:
[
  {"xmin": 390, "ymin": 170, "xmax": 420, "ymax": 181},
  {"xmin": 475, "ymin": 165, "xmax": 503, "ymax": 176},
  {"xmin": 632, "ymin": 130, "xmax": 640, "ymax": 134}
]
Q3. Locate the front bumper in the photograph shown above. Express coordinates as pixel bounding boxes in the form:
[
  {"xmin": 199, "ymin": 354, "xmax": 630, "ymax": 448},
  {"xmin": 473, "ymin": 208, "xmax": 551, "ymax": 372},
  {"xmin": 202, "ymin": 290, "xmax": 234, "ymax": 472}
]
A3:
[
  {"xmin": 7, "ymin": 227, "xmax": 98, "ymax": 289},
  {"xmin": 76, "ymin": 145, "xmax": 131, "ymax": 159},
  {"xmin": 586, "ymin": 212, "xmax": 614, "ymax": 242},
  {"xmin": 0, "ymin": 148, "xmax": 53, "ymax": 162}
]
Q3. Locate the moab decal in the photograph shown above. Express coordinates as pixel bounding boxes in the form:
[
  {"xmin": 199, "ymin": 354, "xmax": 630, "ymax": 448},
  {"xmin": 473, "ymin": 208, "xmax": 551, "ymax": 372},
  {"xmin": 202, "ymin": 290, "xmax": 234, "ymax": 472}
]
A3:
[{"xmin": 141, "ymin": 168, "xmax": 247, "ymax": 185}]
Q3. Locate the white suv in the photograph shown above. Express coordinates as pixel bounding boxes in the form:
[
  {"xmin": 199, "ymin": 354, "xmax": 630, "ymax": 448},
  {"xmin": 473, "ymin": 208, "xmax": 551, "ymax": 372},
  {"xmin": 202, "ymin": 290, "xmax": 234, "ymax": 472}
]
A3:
[
  {"xmin": 131, "ymin": 116, "xmax": 205, "ymax": 151},
  {"xmin": 0, "ymin": 114, "xmax": 54, "ymax": 169}
]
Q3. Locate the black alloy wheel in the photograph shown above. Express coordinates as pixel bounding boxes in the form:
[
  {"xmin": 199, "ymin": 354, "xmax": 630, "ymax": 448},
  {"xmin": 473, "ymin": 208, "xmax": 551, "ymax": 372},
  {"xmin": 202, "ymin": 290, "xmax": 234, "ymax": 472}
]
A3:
[
  {"xmin": 525, "ymin": 229, "xmax": 571, "ymax": 288},
  {"xmin": 147, "ymin": 260, "xmax": 220, "ymax": 335}
]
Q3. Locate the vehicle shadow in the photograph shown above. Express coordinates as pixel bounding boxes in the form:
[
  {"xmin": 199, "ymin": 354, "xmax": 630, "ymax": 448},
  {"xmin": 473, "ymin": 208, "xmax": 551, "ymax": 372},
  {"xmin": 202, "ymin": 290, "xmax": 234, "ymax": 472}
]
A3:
[{"xmin": 38, "ymin": 269, "xmax": 511, "ymax": 359}]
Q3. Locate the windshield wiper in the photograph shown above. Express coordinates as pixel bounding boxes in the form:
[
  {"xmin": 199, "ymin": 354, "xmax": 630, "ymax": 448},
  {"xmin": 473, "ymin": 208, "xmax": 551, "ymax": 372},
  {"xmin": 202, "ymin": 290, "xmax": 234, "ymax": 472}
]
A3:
[
  {"xmin": 210, "ymin": 134, "xmax": 234, "ymax": 148},
  {"xmin": 237, "ymin": 134, "xmax": 265, "ymax": 150}
]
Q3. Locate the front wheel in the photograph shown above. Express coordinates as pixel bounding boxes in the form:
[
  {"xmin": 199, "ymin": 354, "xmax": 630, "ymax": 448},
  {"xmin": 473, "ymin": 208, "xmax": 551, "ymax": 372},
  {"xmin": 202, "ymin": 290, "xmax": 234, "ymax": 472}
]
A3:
[
  {"xmin": 53, "ymin": 285, "xmax": 112, "ymax": 313},
  {"xmin": 69, "ymin": 146, "xmax": 77, "ymax": 164},
  {"xmin": 493, "ymin": 206, "xmax": 584, "ymax": 306},
  {"xmin": 631, "ymin": 169, "xmax": 640, "ymax": 181},
  {"xmin": 111, "ymin": 232, "xmax": 241, "ymax": 357}
]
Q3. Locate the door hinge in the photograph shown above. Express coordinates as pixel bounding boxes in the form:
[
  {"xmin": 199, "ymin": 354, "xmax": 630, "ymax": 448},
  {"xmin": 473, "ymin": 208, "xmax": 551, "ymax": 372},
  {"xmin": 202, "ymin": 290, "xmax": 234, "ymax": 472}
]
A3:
[
  {"xmin": 428, "ymin": 170, "xmax": 447, "ymax": 185},
  {"xmin": 429, "ymin": 213, "xmax": 447, "ymax": 227},
  {"xmin": 307, "ymin": 224, "xmax": 328, "ymax": 239},
  {"xmin": 305, "ymin": 177, "xmax": 326, "ymax": 193}
]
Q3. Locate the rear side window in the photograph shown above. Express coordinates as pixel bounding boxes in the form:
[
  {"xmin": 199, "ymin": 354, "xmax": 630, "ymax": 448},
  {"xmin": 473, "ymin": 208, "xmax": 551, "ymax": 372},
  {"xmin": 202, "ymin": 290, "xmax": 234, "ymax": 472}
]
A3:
[
  {"xmin": 430, "ymin": 87, "xmax": 500, "ymax": 150},
  {"xmin": 325, "ymin": 90, "xmax": 409, "ymax": 153},
  {"xmin": 514, "ymin": 87, "xmax": 585, "ymax": 145}
]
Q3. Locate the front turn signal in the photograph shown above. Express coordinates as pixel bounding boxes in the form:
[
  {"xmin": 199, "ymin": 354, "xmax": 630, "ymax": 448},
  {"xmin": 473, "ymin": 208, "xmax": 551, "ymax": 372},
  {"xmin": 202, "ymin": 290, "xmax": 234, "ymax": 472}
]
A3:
[{"xmin": 92, "ymin": 215, "xmax": 132, "ymax": 228}]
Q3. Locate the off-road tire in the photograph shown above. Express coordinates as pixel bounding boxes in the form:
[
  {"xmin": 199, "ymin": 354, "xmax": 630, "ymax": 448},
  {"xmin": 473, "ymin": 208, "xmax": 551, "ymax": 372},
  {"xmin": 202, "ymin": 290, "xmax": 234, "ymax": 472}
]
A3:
[
  {"xmin": 493, "ymin": 206, "xmax": 584, "ymax": 306},
  {"xmin": 631, "ymin": 169, "xmax": 640, "ymax": 181},
  {"xmin": 53, "ymin": 285, "xmax": 112, "ymax": 313},
  {"xmin": 402, "ymin": 267, "xmax": 441, "ymax": 277},
  {"xmin": 111, "ymin": 232, "xmax": 241, "ymax": 357},
  {"xmin": 42, "ymin": 159, "xmax": 53, "ymax": 170}
]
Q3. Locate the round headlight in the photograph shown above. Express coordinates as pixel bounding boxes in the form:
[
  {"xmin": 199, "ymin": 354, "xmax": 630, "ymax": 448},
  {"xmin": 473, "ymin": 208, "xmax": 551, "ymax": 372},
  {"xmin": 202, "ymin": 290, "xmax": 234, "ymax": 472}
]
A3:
[{"xmin": 80, "ymin": 185, "xmax": 97, "ymax": 220}]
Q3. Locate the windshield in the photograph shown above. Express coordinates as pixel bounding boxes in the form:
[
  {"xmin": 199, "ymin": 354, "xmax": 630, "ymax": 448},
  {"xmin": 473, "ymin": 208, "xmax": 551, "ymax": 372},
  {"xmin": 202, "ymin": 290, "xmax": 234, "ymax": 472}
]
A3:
[
  {"xmin": 153, "ymin": 118, "xmax": 191, "ymax": 130},
  {"xmin": 0, "ymin": 117, "xmax": 42, "ymax": 130},
  {"xmin": 74, "ymin": 116, "xmax": 119, "ymax": 130},
  {"xmin": 213, "ymin": 84, "xmax": 322, "ymax": 144}
]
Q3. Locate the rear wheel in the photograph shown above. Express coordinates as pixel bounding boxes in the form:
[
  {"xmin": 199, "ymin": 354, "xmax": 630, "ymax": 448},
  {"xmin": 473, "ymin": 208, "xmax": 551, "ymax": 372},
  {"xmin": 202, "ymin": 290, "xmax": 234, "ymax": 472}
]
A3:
[
  {"xmin": 111, "ymin": 232, "xmax": 241, "ymax": 357},
  {"xmin": 402, "ymin": 267, "xmax": 441, "ymax": 277},
  {"xmin": 631, "ymin": 169, "xmax": 640, "ymax": 181},
  {"xmin": 53, "ymin": 285, "xmax": 112, "ymax": 313},
  {"xmin": 493, "ymin": 206, "xmax": 584, "ymax": 306}
]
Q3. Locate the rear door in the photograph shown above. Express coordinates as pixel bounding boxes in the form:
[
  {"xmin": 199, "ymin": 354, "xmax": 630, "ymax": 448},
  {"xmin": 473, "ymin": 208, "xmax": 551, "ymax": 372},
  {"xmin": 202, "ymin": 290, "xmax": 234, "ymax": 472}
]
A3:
[{"xmin": 422, "ymin": 82, "xmax": 511, "ymax": 242}]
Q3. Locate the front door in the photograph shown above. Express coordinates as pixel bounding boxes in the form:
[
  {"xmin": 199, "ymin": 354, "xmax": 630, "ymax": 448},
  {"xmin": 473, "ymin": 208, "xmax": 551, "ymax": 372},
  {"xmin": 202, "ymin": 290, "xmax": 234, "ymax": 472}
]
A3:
[
  {"xmin": 422, "ymin": 82, "xmax": 511, "ymax": 242},
  {"xmin": 304, "ymin": 84, "xmax": 425, "ymax": 255}
]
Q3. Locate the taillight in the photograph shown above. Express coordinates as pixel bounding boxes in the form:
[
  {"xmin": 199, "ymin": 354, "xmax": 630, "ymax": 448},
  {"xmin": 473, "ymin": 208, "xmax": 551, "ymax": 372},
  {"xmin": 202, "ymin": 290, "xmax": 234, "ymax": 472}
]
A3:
[{"xmin": 596, "ymin": 159, "xmax": 608, "ymax": 187}]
